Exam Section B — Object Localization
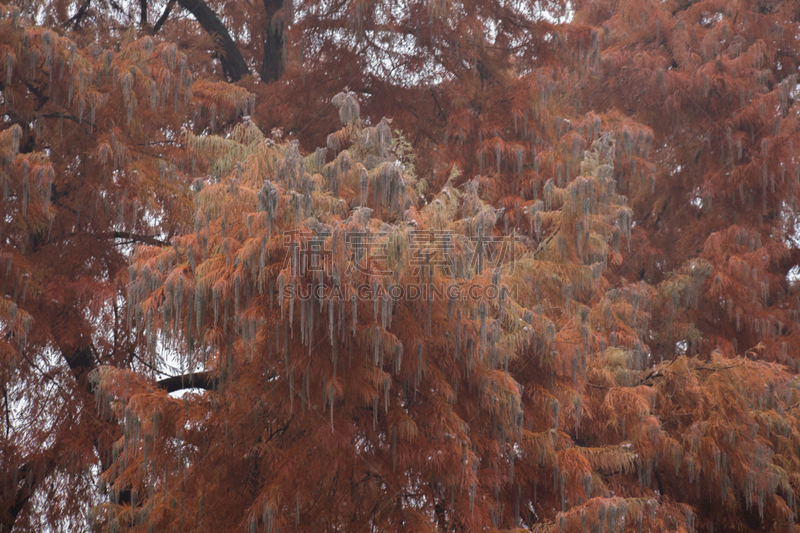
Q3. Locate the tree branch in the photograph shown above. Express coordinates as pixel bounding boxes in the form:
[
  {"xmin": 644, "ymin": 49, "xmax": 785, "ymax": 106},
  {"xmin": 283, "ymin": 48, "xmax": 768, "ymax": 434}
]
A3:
[
  {"xmin": 152, "ymin": 0, "xmax": 176, "ymax": 34},
  {"xmin": 157, "ymin": 370, "xmax": 217, "ymax": 393},
  {"xmin": 107, "ymin": 231, "xmax": 169, "ymax": 246},
  {"xmin": 2, "ymin": 455, "xmax": 57, "ymax": 532},
  {"xmin": 64, "ymin": 344, "xmax": 95, "ymax": 374},
  {"xmin": 695, "ymin": 362, "xmax": 745, "ymax": 371},
  {"xmin": 2, "ymin": 385, "xmax": 9, "ymax": 438},
  {"xmin": 40, "ymin": 112, "xmax": 96, "ymax": 139},
  {"xmin": 66, "ymin": 0, "xmax": 91, "ymax": 30},
  {"xmin": 57, "ymin": 341, "xmax": 132, "ymax": 507},
  {"xmin": 63, "ymin": 231, "xmax": 168, "ymax": 247},
  {"xmin": 177, "ymin": 0, "xmax": 250, "ymax": 81}
]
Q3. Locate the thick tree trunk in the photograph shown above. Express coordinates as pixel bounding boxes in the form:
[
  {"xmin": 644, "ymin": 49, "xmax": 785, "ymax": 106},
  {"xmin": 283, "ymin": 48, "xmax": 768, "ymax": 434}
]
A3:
[{"xmin": 261, "ymin": 0, "xmax": 286, "ymax": 83}]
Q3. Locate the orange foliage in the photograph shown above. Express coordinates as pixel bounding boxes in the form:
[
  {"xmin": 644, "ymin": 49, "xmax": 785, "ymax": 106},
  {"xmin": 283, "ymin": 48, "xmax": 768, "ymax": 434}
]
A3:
[{"xmin": 1, "ymin": 0, "xmax": 800, "ymax": 532}]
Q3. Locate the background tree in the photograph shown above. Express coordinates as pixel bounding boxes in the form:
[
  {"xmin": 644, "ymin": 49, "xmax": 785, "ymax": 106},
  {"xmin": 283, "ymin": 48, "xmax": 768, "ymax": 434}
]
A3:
[
  {"xmin": 571, "ymin": 0, "xmax": 800, "ymax": 363},
  {"xmin": 565, "ymin": 0, "xmax": 800, "ymax": 530}
]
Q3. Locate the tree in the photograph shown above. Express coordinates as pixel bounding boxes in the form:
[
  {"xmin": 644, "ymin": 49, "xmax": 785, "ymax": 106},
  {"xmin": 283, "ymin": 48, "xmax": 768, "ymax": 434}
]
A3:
[
  {"xmin": 0, "ymin": 7, "xmax": 253, "ymax": 530},
  {"xmin": 2, "ymin": 0, "xmax": 800, "ymax": 531},
  {"xmin": 101, "ymin": 93, "xmax": 691, "ymax": 531}
]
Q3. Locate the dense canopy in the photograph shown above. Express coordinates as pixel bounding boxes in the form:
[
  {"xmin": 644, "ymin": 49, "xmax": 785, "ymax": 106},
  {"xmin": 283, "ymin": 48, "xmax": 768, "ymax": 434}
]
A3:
[{"xmin": 1, "ymin": 0, "xmax": 799, "ymax": 532}]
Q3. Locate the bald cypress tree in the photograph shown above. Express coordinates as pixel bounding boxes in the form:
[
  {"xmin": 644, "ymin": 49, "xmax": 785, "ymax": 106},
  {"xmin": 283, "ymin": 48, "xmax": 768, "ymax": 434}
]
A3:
[{"xmin": 2, "ymin": 0, "xmax": 800, "ymax": 531}]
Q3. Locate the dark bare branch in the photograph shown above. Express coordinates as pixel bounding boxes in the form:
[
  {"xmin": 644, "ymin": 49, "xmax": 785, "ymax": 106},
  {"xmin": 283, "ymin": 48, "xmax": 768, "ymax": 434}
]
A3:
[
  {"xmin": 66, "ymin": 0, "xmax": 91, "ymax": 29},
  {"xmin": 2, "ymin": 456, "xmax": 57, "ymax": 532},
  {"xmin": 177, "ymin": 0, "xmax": 250, "ymax": 81},
  {"xmin": 108, "ymin": 231, "xmax": 169, "ymax": 246},
  {"xmin": 157, "ymin": 370, "xmax": 217, "ymax": 393},
  {"xmin": 152, "ymin": 0, "xmax": 177, "ymax": 34}
]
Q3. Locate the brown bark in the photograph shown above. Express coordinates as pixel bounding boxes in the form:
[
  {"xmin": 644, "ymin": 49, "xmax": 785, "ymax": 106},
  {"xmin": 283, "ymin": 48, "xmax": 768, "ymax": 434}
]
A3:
[
  {"xmin": 260, "ymin": 0, "xmax": 286, "ymax": 83},
  {"xmin": 177, "ymin": 0, "xmax": 250, "ymax": 81}
]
